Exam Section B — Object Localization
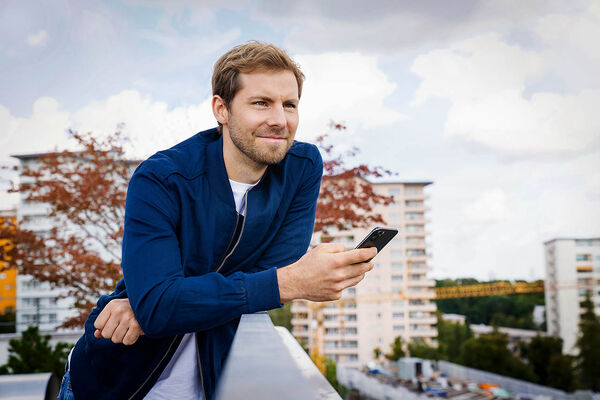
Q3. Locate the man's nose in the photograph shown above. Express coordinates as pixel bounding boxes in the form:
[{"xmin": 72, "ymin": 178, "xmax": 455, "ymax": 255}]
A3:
[{"xmin": 266, "ymin": 104, "xmax": 286, "ymax": 128}]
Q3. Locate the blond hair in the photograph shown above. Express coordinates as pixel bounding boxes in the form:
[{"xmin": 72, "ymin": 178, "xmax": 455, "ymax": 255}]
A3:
[{"xmin": 212, "ymin": 41, "xmax": 304, "ymax": 109}]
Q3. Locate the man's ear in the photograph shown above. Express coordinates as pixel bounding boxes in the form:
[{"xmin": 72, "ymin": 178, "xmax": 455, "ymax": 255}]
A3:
[{"xmin": 212, "ymin": 95, "xmax": 229, "ymax": 126}]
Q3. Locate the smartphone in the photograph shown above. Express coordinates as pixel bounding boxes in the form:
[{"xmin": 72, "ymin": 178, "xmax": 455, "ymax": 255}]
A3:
[{"xmin": 355, "ymin": 227, "xmax": 398, "ymax": 260}]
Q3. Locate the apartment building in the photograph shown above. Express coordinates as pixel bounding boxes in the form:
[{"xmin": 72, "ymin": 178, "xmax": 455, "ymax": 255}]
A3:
[
  {"xmin": 0, "ymin": 210, "xmax": 17, "ymax": 317},
  {"xmin": 292, "ymin": 181, "xmax": 437, "ymax": 368},
  {"xmin": 544, "ymin": 238, "xmax": 600, "ymax": 355}
]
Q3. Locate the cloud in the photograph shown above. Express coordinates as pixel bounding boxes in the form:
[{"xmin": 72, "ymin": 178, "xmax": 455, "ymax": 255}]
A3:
[
  {"xmin": 294, "ymin": 52, "xmax": 406, "ymax": 141},
  {"xmin": 252, "ymin": 0, "xmax": 570, "ymax": 53},
  {"xmin": 0, "ymin": 91, "xmax": 216, "ymax": 165},
  {"xmin": 410, "ymin": 32, "xmax": 600, "ymax": 159},
  {"xmin": 26, "ymin": 30, "xmax": 49, "ymax": 47},
  {"xmin": 462, "ymin": 188, "xmax": 510, "ymax": 222}
]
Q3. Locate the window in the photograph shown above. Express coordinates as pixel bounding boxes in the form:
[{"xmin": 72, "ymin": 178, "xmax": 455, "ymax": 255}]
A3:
[
  {"xmin": 410, "ymin": 311, "xmax": 424, "ymax": 318},
  {"xmin": 345, "ymin": 287, "xmax": 356, "ymax": 295},
  {"xmin": 393, "ymin": 325, "xmax": 405, "ymax": 332},
  {"xmin": 407, "ymin": 249, "xmax": 426, "ymax": 256},
  {"xmin": 388, "ymin": 189, "xmax": 402, "ymax": 196},
  {"xmin": 405, "ymin": 212, "xmax": 423, "ymax": 221},
  {"xmin": 577, "ymin": 254, "xmax": 592, "ymax": 261},
  {"xmin": 391, "ymin": 275, "xmax": 403, "ymax": 281},
  {"xmin": 325, "ymin": 328, "xmax": 339, "ymax": 335},
  {"xmin": 392, "ymin": 301, "xmax": 404, "ymax": 307},
  {"xmin": 325, "ymin": 315, "xmax": 337, "ymax": 321},
  {"xmin": 406, "ymin": 225, "xmax": 423, "ymax": 232},
  {"xmin": 345, "ymin": 328, "xmax": 357, "ymax": 335},
  {"xmin": 391, "ymin": 250, "xmax": 404, "ymax": 258},
  {"xmin": 392, "ymin": 262, "xmax": 403, "ymax": 269},
  {"xmin": 48, "ymin": 314, "xmax": 57, "ymax": 323},
  {"xmin": 405, "ymin": 187, "xmax": 421, "ymax": 195},
  {"xmin": 376, "ymin": 313, "xmax": 382, "ymax": 319},
  {"xmin": 405, "ymin": 200, "xmax": 422, "ymax": 208},
  {"xmin": 393, "ymin": 313, "xmax": 404, "ymax": 319},
  {"xmin": 389, "ymin": 213, "xmax": 403, "ymax": 222},
  {"xmin": 0, "ymin": 273, "xmax": 6, "ymax": 279},
  {"xmin": 346, "ymin": 314, "xmax": 357, "ymax": 321},
  {"xmin": 347, "ymin": 354, "xmax": 358, "ymax": 361}
]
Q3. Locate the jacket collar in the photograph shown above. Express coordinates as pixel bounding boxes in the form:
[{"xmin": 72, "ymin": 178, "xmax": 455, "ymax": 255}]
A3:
[{"xmin": 206, "ymin": 129, "xmax": 236, "ymax": 208}]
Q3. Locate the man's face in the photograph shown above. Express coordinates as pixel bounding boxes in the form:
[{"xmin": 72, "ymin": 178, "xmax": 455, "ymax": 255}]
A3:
[{"xmin": 223, "ymin": 69, "xmax": 299, "ymax": 166}]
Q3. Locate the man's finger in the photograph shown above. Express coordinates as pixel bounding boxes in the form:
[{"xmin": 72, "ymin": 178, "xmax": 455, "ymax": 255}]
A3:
[
  {"xmin": 94, "ymin": 329, "xmax": 102, "ymax": 338},
  {"xmin": 338, "ymin": 261, "xmax": 374, "ymax": 281},
  {"xmin": 111, "ymin": 323, "xmax": 129, "ymax": 344},
  {"xmin": 317, "ymin": 243, "xmax": 346, "ymax": 253},
  {"xmin": 340, "ymin": 273, "xmax": 366, "ymax": 290},
  {"xmin": 100, "ymin": 318, "xmax": 118, "ymax": 340},
  {"xmin": 94, "ymin": 306, "xmax": 112, "ymax": 331},
  {"xmin": 338, "ymin": 247, "xmax": 377, "ymax": 265},
  {"xmin": 122, "ymin": 329, "xmax": 141, "ymax": 346}
]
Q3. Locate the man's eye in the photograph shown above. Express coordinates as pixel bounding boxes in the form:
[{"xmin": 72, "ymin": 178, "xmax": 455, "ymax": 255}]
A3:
[
  {"xmin": 254, "ymin": 101, "xmax": 267, "ymax": 106},
  {"xmin": 285, "ymin": 103, "xmax": 297, "ymax": 109}
]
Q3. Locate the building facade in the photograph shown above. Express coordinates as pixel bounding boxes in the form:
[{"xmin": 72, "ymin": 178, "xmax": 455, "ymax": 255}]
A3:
[
  {"xmin": 544, "ymin": 238, "xmax": 600, "ymax": 355},
  {"xmin": 0, "ymin": 210, "xmax": 17, "ymax": 318},
  {"xmin": 292, "ymin": 181, "xmax": 437, "ymax": 368}
]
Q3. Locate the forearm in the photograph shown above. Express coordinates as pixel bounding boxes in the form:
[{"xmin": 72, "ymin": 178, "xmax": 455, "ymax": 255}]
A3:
[{"xmin": 129, "ymin": 268, "xmax": 280, "ymax": 337}]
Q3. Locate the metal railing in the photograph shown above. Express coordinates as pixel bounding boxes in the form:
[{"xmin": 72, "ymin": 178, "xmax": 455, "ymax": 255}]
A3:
[{"xmin": 215, "ymin": 312, "xmax": 341, "ymax": 400}]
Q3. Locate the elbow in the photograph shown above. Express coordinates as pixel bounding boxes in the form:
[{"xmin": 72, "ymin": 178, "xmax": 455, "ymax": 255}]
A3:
[{"xmin": 133, "ymin": 300, "xmax": 174, "ymax": 339}]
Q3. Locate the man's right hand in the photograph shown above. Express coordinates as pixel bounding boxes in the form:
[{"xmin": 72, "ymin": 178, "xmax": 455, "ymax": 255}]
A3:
[
  {"xmin": 94, "ymin": 298, "xmax": 144, "ymax": 345},
  {"xmin": 276, "ymin": 243, "xmax": 377, "ymax": 303}
]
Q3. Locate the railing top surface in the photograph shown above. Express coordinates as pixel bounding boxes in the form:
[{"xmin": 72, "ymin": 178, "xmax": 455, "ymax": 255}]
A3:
[{"xmin": 215, "ymin": 312, "xmax": 341, "ymax": 400}]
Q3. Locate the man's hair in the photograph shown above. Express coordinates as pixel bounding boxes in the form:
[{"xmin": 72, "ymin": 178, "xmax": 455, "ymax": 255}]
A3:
[{"xmin": 212, "ymin": 40, "xmax": 304, "ymax": 112}]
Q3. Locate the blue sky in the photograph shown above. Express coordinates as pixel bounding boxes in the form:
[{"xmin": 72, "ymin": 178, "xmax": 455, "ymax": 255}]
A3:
[{"xmin": 1, "ymin": 0, "xmax": 599, "ymax": 280}]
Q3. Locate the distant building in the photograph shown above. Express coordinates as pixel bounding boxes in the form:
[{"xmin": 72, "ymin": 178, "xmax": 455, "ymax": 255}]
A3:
[
  {"xmin": 470, "ymin": 324, "xmax": 546, "ymax": 354},
  {"xmin": 532, "ymin": 305, "xmax": 545, "ymax": 326},
  {"xmin": 0, "ymin": 210, "xmax": 17, "ymax": 316},
  {"xmin": 544, "ymin": 238, "xmax": 600, "ymax": 355},
  {"xmin": 442, "ymin": 313, "xmax": 466, "ymax": 325},
  {"xmin": 292, "ymin": 181, "xmax": 437, "ymax": 368}
]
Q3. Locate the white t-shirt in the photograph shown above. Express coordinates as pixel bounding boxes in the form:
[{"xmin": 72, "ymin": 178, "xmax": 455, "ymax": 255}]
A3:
[{"xmin": 144, "ymin": 178, "xmax": 256, "ymax": 399}]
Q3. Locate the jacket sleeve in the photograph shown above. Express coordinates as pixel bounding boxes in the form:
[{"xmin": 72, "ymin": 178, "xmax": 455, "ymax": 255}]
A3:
[
  {"xmin": 122, "ymin": 164, "xmax": 281, "ymax": 338},
  {"xmin": 251, "ymin": 147, "xmax": 323, "ymax": 274}
]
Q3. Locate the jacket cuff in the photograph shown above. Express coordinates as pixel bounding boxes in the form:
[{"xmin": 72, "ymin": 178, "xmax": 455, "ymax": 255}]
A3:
[{"xmin": 244, "ymin": 267, "xmax": 282, "ymax": 313}]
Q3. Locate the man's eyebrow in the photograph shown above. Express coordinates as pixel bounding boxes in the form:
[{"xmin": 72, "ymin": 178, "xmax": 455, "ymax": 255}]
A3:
[{"xmin": 248, "ymin": 95, "xmax": 273, "ymax": 101}]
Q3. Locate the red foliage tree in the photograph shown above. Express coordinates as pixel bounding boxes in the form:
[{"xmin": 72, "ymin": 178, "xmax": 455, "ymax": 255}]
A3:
[
  {"xmin": 315, "ymin": 122, "xmax": 394, "ymax": 233},
  {"xmin": 0, "ymin": 131, "xmax": 132, "ymax": 328},
  {"xmin": 0, "ymin": 123, "xmax": 394, "ymax": 328}
]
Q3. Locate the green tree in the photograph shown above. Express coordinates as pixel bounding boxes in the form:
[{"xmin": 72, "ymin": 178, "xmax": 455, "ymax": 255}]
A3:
[
  {"xmin": 0, "ymin": 311, "xmax": 16, "ymax": 333},
  {"xmin": 459, "ymin": 330, "xmax": 536, "ymax": 382},
  {"xmin": 437, "ymin": 315, "xmax": 472, "ymax": 362},
  {"xmin": 324, "ymin": 358, "xmax": 348, "ymax": 397},
  {"xmin": 575, "ymin": 294, "xmax": 600, "ymax": 391},
  {"xmin": 373, "ymin": 347, "xmax": 382, "ymax": 359},
  {"xmin": 268, "ymin": 302, "xmax": 293, "ymax": 332},
  {"xmin": 407, "ymin": 338, "xmax": 440, "ymax": 360},
  {"xmin": 520, "ymin": 335, "xmax": 576, "ymax": 391},
  {"xmin": 547, "ymin": 354, "xmax": 576, "ymax": 392},
  {"xmin": 384, "ymin": 337, "xmax": 405, "ymax": 361},
  {"xmin": 0, "ymin": 326, "xmax": 72, "ymax": 379}
]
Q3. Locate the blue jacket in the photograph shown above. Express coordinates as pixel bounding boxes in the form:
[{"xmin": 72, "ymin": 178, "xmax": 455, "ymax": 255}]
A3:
[{"xmin": 70, "ymin": 128, "xmax": 322, "ymax": 399}]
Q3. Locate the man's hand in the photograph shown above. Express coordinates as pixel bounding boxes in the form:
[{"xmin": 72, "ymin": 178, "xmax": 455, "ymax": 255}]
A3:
[
  {"xmin": 94, "ymin": 298, "xmax": 144, "ymax": 345},
  {"xmin": 277, "ymin": 243, "xmax": 377, "ymax": 303}
]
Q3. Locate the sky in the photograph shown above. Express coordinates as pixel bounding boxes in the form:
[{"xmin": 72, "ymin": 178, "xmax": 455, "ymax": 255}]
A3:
[{"xmin": 1, "ymin": 0, "xmax": 599, "ymax": 280}]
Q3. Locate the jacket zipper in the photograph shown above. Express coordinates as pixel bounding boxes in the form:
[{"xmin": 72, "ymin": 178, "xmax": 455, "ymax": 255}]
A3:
[
  {"xmin": 198, "ymin": 191, "xmax": 249, "ymax": 397},
  {"xmin": 215, "ymin": 191, "xmax": 248, "ymax": 274},
  {"xmin": 128, "ymin": 335, "xmax": 181, "ymax": 400}
]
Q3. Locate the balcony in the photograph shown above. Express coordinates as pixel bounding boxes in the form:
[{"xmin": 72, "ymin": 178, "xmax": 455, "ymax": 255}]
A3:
[{"xmin": 215, "ymin": 312, "xmax": 341, "ymax": 399}]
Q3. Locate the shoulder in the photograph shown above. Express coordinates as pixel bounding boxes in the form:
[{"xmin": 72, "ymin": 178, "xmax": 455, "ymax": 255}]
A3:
[
  {"xmin": 286, "ymin": 141, "xmax": 323, "ymax": 169},
  {"xmin": 133, "ymin": 128, "xmax": 219, "ymax": 181}
]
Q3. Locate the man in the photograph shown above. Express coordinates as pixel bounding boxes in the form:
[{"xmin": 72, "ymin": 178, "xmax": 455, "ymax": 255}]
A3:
[{"xmin": 59, "ymin": 41, "xmax": 375, "ymax": 399}]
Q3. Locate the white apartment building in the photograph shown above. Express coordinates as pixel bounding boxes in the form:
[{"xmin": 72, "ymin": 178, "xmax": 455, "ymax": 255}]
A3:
[
  {"xmin": 292, "ymin": 181, "xmax": 437, "ymax": 368},
  {"xmin": 544, "ymin": 238, "xmax": 600, "ymax": 355}
]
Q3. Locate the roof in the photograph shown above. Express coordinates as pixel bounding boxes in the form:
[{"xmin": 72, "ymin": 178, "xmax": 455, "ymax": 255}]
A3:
[
  {"xmin": 543, "ymin": 237, "xmax": 600, "ymax": 245},
  {"xmin": 359, "ymin": 177, "xmax": 433, "ymax": 186}
]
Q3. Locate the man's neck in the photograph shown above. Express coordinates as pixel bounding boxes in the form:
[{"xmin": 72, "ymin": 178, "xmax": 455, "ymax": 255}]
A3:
[{"xmin": 222, "ymin": 133, "xmax": 266, "ymax": 184}]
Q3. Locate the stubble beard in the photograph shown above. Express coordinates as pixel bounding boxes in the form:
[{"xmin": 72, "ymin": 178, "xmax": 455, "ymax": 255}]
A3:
[{"xmin": 228, "ymin": 120, "xmax": 293, "ymax": 166}]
